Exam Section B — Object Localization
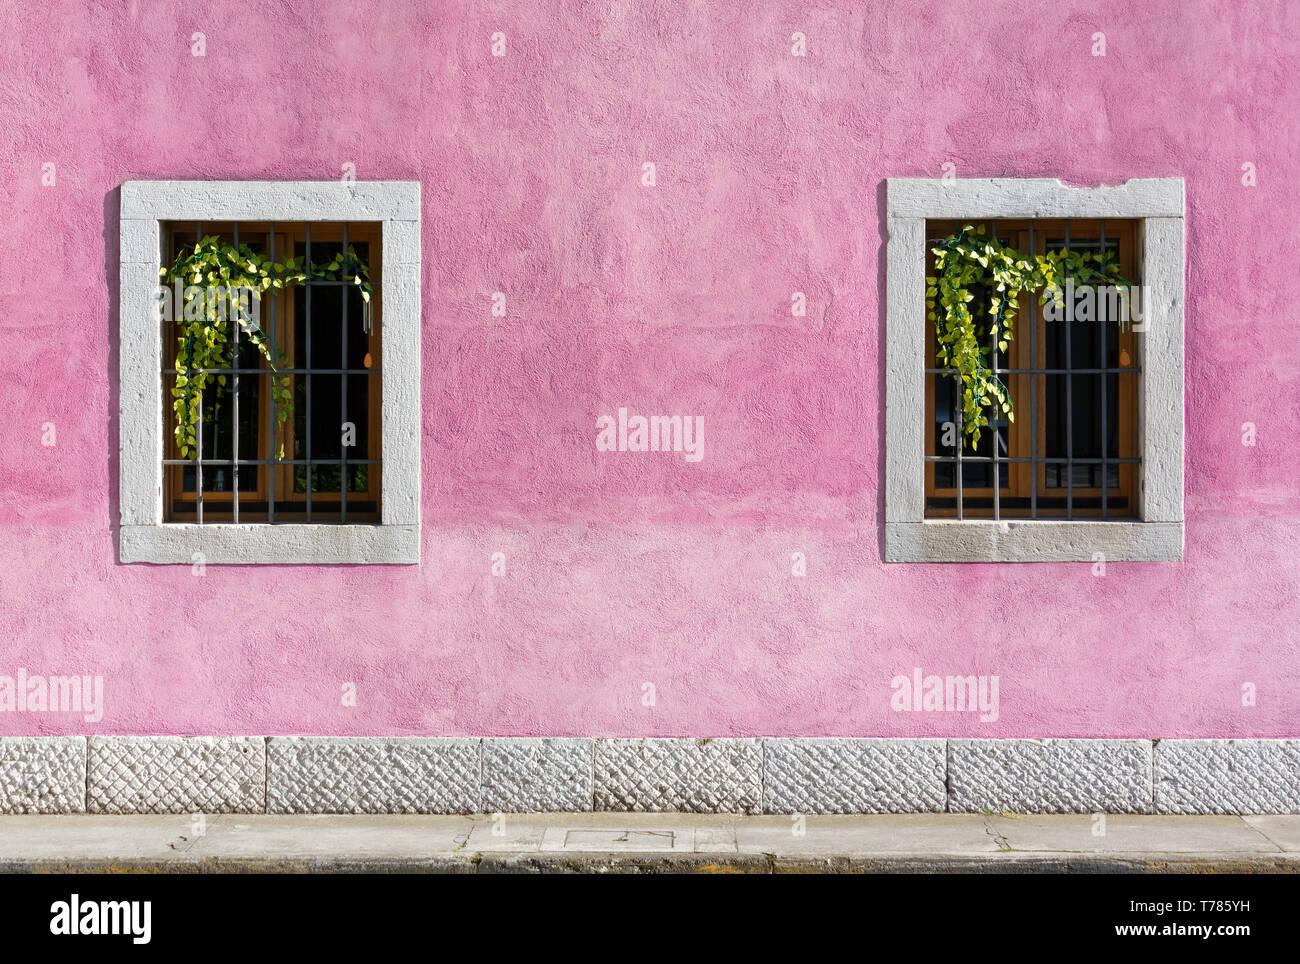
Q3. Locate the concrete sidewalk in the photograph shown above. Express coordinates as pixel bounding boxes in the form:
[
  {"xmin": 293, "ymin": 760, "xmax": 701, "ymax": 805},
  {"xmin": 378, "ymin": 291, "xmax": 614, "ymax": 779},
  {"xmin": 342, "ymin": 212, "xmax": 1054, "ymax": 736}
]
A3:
[{"xmin": 2, "ymin": 812, "xmax": 1299, "ymax": 873}]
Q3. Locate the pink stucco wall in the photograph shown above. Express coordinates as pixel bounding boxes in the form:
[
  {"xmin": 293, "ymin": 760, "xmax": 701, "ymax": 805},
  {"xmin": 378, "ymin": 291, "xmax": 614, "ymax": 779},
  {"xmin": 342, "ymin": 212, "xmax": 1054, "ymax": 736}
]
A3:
[{"xmin": 1, "ymin": 1, "xmax": 1297, "ymax": 737}]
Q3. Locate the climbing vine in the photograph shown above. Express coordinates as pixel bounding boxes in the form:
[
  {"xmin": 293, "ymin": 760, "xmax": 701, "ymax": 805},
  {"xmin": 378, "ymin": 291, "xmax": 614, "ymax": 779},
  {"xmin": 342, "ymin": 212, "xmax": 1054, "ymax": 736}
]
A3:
[
  {"xmin": 163, "ymin": 237, "xmax": 373, "ymax": 459},
  {"xmin": 927, "ymin": 224, "xmax": 1131, "ymax": 446}
]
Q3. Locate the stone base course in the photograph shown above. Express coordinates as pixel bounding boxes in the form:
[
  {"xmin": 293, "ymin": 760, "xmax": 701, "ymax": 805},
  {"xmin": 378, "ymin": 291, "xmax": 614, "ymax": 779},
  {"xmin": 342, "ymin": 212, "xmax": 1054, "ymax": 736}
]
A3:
[
  {"xmin": 2, "ymin": 737, "xmax": 1297, "ymax": 815},
  {"xmin": 482, "ymin": 738, "xmax": 594, "ymax": 812},
  {"xmin": 1154, "ymin": 739, "xmax": 1300, "ymax": 814},
  {"xmin": 948, "ymin": 739, "xmax": 1152, "ymax": 814},
  {"xmin": 88, "ymin": 736, "xmax": 264, "ymax": 814},
  {"xmin": 594, "ymin": 738, "xmax": 762, "ymax": 813},
  {"xmin": 763, "ymin": 738, "xmax": 946, "ymax": 813},
  {"xmin": 267, "ymin": 737, "xmax": 479, "ymax": 814},
  {"xmin": 0, "ymin": 737, "xmax": 86, "ymax": 814}
]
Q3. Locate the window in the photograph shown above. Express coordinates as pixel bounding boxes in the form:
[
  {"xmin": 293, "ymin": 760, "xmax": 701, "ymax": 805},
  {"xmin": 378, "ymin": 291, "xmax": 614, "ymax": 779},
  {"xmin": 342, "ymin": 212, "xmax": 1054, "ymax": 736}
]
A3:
[
  {"xmin": 925, "ymin": 219, "xmax": 1139, "ymax": 519},
  {"xmin": 885, "ymin": 179, "xmax": 1184, "ymax": 562},
  {"xmin": 119, "ymin": 182, "xmax": 421, "ymax": 564},
  {"xmin": 161, "ymin": 222, "xmax": 382, "ymax": 524}
]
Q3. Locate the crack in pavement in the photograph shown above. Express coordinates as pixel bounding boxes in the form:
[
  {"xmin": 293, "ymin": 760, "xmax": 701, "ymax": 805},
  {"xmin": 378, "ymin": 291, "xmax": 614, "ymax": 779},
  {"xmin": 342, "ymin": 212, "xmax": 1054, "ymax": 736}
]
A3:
[
  {"xmin": 1240, "ymin": 818, "xmax": 1286, "ymax": 852},
  {"xmin": 983, "ymin": 818, "xmax": 1013, "ymax": 851}
]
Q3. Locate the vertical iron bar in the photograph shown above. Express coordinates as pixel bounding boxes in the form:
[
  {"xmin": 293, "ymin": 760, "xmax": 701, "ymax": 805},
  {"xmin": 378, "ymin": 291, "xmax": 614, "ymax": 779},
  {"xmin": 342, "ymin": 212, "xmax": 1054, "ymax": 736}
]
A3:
[
  {"xmin": 955, "ymin": 379, "xmax": 963, "ymax": 521},
  {"xmin": 1065, "ymin": 219, "xmax": 1073, "ymax": 520},
  {"xmin": 1099, "ymin": 219, "xmax": 1108, "ymax": 520},
  {"xmin": 1029, "ymin": 220, "xmax": 1037, "ymax": 520},
  {"xmin": 306, "ymin": 222, "xmax": 313, "ymax": 523},
  {"xmin": 195, "ymin": 222, "xmax": 203, "ymax": 525},
  {"xmin": 232, "ymin": 222, "xmax": 240, "ymax": 525},
  {"xmin": 990, "ymin": 220, "xmax": 1000, "ymax": 522},
  {"xmin": 341, "ymin": 222, "xmax": 348, "ymax": 523},
  {"xmin": 162, "ymin": 228, "xmax": 171, "ymax": 523},
  {"xmin": 268, "ymin": 223, "xmax": 276, "ymax": 523}
]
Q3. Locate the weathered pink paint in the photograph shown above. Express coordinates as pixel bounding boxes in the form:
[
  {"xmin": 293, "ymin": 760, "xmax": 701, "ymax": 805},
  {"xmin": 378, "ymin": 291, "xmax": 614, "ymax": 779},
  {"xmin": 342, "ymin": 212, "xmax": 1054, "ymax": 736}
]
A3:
[{"xmin": 0, "ymin": 1, "xmax": 1297, "ymax": 737}]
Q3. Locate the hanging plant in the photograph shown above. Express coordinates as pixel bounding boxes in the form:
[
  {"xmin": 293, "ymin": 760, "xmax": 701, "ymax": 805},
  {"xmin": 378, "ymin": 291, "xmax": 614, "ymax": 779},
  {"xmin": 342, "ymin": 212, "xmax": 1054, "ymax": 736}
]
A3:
[
  {"xmin": 927, "ymin": 224, "xmax": 1131, "ymax": 446},
  {"xmin": 162, "ymin": 236, "xmax": 374, "ymax": 460}
]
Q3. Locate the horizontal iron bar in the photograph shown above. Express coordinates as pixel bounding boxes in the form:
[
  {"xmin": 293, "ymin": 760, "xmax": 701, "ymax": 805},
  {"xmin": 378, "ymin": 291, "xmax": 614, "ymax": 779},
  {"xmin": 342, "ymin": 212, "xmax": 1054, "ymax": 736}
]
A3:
[
  {"xmin": 164, "ymin": 369, "xmax": 379, "ymax": 375},
  {"xmin": 164, "ymin": 459, "xmax": 382, "ymax": 466},
  {"xmin": 926, "ymin": 367, "xmax": 1138, "ymax": 375},
  {"xmin": 925, "ymin": 456, "xmax": 1138, "ymax": 464},
  {"xmin": 164, "ymin": 517, "xmax": 380, "ymax": 525},
  {"xmin": 167, "ymin": 281, "xmax": 365, "ymax": 288},
  {"xmin": 925, "ymin": 236, "xmax": 1116, "ymax": 244}
]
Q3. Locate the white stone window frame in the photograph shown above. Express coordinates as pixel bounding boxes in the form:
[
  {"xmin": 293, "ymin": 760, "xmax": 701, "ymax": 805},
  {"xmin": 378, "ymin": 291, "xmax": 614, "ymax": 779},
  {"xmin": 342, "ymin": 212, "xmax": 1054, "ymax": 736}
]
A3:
[
  {"xmin": 118, "ymin": 181, "xmax": 421, "ymax": 564},
  {"xmin": 884, "ymin": 178, "xmax": 1184, "ymax": 563}
]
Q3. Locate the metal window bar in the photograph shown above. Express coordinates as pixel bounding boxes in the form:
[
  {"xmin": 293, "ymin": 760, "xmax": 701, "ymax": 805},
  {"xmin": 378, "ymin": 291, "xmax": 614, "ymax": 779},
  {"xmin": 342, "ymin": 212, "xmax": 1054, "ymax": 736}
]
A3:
[
  {"xmin": 1064, "ymin": 219, "xmax": 1073, "ymax": 520},
  {"xmin": 1029, "ymin": 220, "xmax": 1036, "ymax": 519},
  {"xmin": 1099, "ymin": 219, "xmax": 1108, "ymax": 520},
  {"xmin": 232, "ymin": 222, "xmax": 240, "ymax": 525},
  {"xmin": 305, "ymin": 222, "xmax": 312, "ymax": 523},
  {"xmin": 167, "ymin": 367, "xmax": 372, "ymax": 374},
  {"xmin": 195, "ymin": 221, "xmax": 203, "ymax": 526},
  {"xmin": 927, "ymin": 367, "xmax": 1136, "ymax": 375},
  {"xmin": 926, "ymin": 457, "xmax": 1138, "ymax": 464},
  {"xmin": 166, "ymin": 459, "xmax": 382, "ymax": 465},
  {"xmin": 990, "ymin": 220, "xmax": 999, "ymax": 522},
  {"xmin": 341, "ymin": 221, "xmax": 348, "ymax": 523},
  {"xmin": 268, "ymin": 222, "xmax": 276, "ymax": 523},
  {"xmin": 955, "ymin": 352, "xmax": 963, "ymax": 521}
]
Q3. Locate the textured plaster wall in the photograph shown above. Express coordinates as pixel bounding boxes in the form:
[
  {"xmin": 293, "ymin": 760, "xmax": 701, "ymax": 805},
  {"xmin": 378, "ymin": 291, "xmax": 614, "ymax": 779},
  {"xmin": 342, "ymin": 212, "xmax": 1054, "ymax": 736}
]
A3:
[{"xmin": 0, "ymin": 1, "xmax": 1297, "ymax": 737}]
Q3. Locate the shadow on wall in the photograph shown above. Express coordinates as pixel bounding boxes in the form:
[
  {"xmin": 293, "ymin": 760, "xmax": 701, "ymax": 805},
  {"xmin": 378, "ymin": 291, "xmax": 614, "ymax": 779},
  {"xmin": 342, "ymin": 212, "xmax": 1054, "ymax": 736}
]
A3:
[
  {"xmin": 875, "ymin": 179, "xmax": 888, "ymax": 562},
  {"xmin": 104, "ymin": 188, "xmax": 120, "ymax": 561}
]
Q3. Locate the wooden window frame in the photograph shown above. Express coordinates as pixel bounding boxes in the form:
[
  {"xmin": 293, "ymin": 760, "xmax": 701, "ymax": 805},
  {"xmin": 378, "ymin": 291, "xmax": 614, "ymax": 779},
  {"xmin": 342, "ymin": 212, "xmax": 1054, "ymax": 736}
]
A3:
[
  {"xmin": 161, "ymin": 222, "xmax": 384, "ymax": 524},
  {"xmin": 923, "ymin": 218, "xmax": 1141, "ymax": 520}
]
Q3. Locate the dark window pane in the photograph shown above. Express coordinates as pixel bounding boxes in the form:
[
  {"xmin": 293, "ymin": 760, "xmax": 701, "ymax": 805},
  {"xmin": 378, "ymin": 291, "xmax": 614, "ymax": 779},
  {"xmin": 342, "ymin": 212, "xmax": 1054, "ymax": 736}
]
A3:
[{"xmin": 934, "ymin": 374, "xmax": 955, "ymax": 487}]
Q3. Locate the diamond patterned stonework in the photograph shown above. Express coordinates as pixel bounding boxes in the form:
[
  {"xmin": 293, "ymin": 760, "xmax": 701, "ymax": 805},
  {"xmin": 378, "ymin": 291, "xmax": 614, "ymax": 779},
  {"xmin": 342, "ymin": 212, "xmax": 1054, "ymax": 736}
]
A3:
[
  {"xmin": 267, "ymin": 737, "xmax": 481, "ymax": 813},
  {"xmin": 13, "ymin": 736, "xmax": 1300, "ymax": 815},
  {"xmin": 1155, "ymin": 740, "xmax": 1300, "ymax": 814},
  {"xmin": 482, "ymin": 738, "xmax": 593, "ymax": 812},
  {"xmin": 948, "ymin": 739, "xmax": 1152, "ymax": 813},
  {"xmin": 88, "ymin": 737, "xmax": 265, "ymax": 813},
  {"xmin": 594, "ymin": 738, "xmax": 762, "ymax": 813},
  {"xmin": 0, "ymin": 737, "xmax": 86, "ymax": 813},
  {"xmin": 764, "ymin": 739, "xmax": 946, "ymax": 813}
]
